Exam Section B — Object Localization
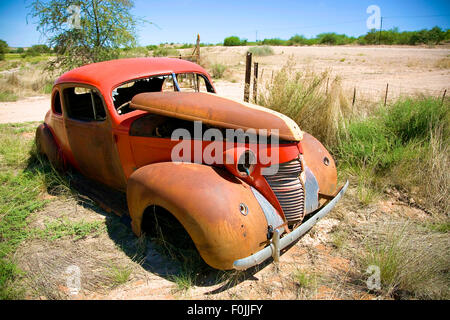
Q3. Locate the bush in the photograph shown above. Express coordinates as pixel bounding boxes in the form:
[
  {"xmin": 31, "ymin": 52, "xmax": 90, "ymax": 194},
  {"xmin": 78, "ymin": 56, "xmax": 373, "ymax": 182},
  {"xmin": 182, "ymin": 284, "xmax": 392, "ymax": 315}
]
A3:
[
  {"xmin": 223, "ymin": 36, "xmax": 247, "ymax": 46},
  {"xmin": 361, "ymin": 26, "xmax": 448, "ymax": 45},
  {"xmin": 288, "ymin": 34, "xmax": 308, "ymax": 45},
  {"xmin": 261, "ymin": 38, "xmax": 288, "ymax": 46},
  {"xmin": 317, "ymin": 33, "xmax": 354, "ymax": 45},
  {"xmin": 152, "ymin": 47, "xmax": 179, "ymax": 57},
  {"xmin": 146, "ymin": 44, "xmax": 158, "ymax": 51},
  {"xmin": 20, "ymin": 44, "xmax": 52, "ymax": 58},
  {"xmin": 210, "ymin": 63, "xmax": 226, "ymax": 79},
  {"xmin": 247, "ymin": 46, "xmax": 274, "ymax": 56}
]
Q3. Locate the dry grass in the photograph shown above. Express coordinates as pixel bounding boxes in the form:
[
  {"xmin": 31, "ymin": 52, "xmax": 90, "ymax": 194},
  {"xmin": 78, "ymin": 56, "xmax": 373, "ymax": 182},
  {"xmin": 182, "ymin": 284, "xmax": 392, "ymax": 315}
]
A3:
[
  {"xmin": 0, "ymin": 62, "xmax": 54, "ymax": 101},
  {"xmin": 258, "ymin": 61, "xmax": 353, "ymax": 147},
  {"xmin": 15, "ymin": 235, "xmax": 144, "ymax": 299},
  {"xmin": 435, "ymin": 57, "xmax": 450, "ymax": 69},
  {"xmin": 356, "ymin": 220, "xmax": 449, "ymax": 299}
]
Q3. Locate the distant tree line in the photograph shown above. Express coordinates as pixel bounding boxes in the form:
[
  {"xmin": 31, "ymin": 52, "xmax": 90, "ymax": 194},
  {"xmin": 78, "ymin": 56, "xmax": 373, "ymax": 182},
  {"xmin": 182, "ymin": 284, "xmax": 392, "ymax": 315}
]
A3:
[
  {"xmin": 0, "ymin": 40, "xmax": 53, "ymax": 60},
  {"xmin": 0, "ymin": 39, "xmax": 8, "ymax": 60},
  {"xmin": 224, "ymin": 26, "xmax": 450, "ymax": 46}
]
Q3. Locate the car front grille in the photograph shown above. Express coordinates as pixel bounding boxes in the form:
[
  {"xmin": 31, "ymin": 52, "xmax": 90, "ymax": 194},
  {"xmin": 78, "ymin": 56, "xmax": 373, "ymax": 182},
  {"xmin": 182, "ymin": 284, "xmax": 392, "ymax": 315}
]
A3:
[{"xmin": 263, "ymin": 158, "xmax": 305, "ymax": 224}]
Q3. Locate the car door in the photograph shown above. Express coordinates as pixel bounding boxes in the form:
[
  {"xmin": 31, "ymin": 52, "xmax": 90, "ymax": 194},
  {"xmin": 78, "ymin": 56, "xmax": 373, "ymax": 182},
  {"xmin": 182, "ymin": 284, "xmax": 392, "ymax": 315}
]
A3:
[{"xmin": 61, "ymin": 85, "xmax": 126, "ymax": 191}]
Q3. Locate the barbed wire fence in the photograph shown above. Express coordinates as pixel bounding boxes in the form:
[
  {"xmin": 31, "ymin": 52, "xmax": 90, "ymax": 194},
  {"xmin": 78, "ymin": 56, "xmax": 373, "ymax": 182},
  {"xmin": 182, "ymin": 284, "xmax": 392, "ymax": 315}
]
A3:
[{"xmin": 200, "ymin": 50, "xmax": 448, "ymax": 107}]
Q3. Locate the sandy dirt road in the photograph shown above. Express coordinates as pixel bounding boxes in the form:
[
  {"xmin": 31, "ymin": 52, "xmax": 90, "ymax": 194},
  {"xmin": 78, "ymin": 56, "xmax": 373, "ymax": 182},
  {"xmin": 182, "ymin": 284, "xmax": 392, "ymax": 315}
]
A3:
[{"xmin": 0, "ymin": 95, "xmax": 50, "ymax": 124}]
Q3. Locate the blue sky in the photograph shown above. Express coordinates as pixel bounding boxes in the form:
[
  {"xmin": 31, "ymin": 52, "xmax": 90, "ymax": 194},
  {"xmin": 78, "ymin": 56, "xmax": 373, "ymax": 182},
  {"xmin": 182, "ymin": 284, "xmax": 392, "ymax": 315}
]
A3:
[{"xmin": 0, "ymin": 0, "xmax": 449, "ymax": 47}]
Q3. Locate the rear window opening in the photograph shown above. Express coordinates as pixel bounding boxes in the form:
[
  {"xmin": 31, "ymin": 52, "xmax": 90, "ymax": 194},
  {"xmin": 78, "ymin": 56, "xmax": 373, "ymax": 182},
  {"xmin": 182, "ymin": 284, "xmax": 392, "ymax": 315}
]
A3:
[{"xmin": 112, "ymin": 73, "xmax": 215, "ymax": 116}]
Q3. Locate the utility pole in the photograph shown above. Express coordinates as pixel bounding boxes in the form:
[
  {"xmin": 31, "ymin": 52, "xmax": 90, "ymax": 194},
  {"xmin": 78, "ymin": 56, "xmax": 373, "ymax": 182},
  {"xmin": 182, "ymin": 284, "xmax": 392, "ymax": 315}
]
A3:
[
  {"xmin": 378, "ymin": 16, "xmax": 383, "ymax": 45},
  {"xmin": 256, "ymin": 30, "xmax": 258, "ymax": 43}
]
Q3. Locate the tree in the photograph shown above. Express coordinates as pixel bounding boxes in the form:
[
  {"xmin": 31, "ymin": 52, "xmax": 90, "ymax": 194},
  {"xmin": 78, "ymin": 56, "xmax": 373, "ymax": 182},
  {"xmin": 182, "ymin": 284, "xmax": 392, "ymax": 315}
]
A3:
[
  {"xmin": 427, "ymin": 26, "xmax": 445, "ymax": 44},
  {"xmin": 0, "ymin": 40, "xmax": 8, "ymax": 60},
  {"xmin": 28, "ymin": 0, "xmax": 140, "ymax": 71},
  {"xmin": 223, "ymin": 36, "xmax": 246, "ymax": 46}
]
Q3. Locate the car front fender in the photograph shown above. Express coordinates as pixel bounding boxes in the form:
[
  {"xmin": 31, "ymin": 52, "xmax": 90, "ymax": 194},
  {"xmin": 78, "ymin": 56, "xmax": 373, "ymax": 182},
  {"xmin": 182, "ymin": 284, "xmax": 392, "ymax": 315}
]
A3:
[{"xmin": 126, "ymin": 162, "xmax": 271, "ymax": 270}]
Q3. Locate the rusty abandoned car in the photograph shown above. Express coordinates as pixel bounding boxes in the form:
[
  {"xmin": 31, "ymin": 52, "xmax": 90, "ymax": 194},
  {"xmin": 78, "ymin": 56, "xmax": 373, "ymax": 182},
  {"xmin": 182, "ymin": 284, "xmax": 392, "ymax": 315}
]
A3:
[{"xmin": 35, "ymin": 57, "xmax": 348, "ymax": 270}]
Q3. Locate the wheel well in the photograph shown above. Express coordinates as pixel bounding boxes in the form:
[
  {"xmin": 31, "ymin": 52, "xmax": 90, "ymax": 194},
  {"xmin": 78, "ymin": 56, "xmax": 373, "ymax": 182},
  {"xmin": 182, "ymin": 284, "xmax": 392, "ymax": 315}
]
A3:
[{"xmin": 141, "ymin": 205, "xmax": 199, "ymax": 255}]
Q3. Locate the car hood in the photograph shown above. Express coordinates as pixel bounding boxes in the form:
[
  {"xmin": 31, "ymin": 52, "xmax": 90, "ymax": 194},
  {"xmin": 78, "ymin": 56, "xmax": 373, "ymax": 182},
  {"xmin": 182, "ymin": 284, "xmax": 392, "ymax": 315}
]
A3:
[{"xmin": 130, "ymin": 92, "xmax": 303, "ymax": 141}]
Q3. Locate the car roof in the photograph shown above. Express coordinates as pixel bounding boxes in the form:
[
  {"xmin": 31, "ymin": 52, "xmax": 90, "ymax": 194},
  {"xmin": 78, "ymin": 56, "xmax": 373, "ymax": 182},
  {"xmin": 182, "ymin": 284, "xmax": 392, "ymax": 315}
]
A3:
[{"xmin": 55, "ymin": 57, "xmax": 209, "ymax": 90}]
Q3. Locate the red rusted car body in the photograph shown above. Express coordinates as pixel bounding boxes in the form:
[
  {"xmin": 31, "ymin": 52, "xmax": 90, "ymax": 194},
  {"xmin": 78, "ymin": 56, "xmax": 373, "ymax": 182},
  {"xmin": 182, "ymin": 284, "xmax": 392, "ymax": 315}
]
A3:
[{"xmin": 36, "ymin": 58, "xmax": 348, "ymax": 270}]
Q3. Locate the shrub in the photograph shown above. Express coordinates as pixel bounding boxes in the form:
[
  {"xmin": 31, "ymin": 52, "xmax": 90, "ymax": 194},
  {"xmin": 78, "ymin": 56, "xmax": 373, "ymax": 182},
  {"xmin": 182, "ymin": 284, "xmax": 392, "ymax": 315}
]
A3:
[
  {"xmin": 146, "ymin": 44, "xmax": 158, "ymax": 51},
  {"xmin": 223, "ymin": 36, "xmax": 247, "ymax": 46},
  {"xmin": 288, "ymin": 34, "xmax": 308, "ymax": 45},
  {"xmin": 247, "ymin": 46, "xmax": 274, "ymax": 56},
  {"xmin": 261, "ymin": 38, "xmax": 288, "ymax": 46},
  {"xmin": 210, "ymin": 63, "xmax": 226, "ymax": 79},
  {"xmin": 152, "ymin": 47, "xmax": 179, "ymax": 57}
]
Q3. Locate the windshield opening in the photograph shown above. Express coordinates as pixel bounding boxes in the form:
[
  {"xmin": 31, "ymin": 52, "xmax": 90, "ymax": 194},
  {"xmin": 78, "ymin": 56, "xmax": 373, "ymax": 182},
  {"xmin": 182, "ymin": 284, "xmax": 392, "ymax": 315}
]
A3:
[{"xmin": 112, "ymin": 73, "xmax": 215, "ymax": 115}]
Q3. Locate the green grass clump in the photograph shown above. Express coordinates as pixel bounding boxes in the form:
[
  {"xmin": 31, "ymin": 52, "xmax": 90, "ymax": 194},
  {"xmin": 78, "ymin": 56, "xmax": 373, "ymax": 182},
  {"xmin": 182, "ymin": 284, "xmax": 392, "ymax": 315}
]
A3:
[
  {"xmin": 248, "ymin": 46, "xmax": 274, "ymax": 56},
  {"xmin": 293, "ymin": 269, "xmax": 316, "ymax": 288},
  {"xmin": 335, "ymin": 96, "xmax": 449, "ymax": 212},
  {"xmin": 169, "ymin": 268, "xmax": 196, "ymax": 293},
  {"xmin": 425, "ymin": 222, "xmax": 450, "ymax": 233},
  {"xmin": 107, "ymin": 264, "xmax": 132, "ymax": 287}
]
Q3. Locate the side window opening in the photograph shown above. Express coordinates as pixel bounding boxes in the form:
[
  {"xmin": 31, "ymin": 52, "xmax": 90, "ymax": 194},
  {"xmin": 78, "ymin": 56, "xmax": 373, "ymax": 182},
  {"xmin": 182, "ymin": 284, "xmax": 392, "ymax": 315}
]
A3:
[
  {"xmin": 63, "ymin": 87, "xmax": 106, "ymax": 122},
  {"xmin": 176, "ymin": 73, "xmax": 214, "ymax": 93},
  {"xmin": 53, "ymin": 90, "xmax": 62, "ymax": 114}
]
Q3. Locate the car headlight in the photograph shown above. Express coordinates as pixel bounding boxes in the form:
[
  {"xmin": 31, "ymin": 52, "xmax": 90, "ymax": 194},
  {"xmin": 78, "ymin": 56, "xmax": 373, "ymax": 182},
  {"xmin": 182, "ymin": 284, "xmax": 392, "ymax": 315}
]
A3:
[{"xmin": 237, "ymin": 149, "xmax": 256, "ymax": 178}]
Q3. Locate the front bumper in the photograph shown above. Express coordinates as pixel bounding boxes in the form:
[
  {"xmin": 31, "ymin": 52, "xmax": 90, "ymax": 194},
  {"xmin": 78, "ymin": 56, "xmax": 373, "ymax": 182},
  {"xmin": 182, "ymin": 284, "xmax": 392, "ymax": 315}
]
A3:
[{"xmin": 233, "ymin": 180, "xmax": 349, "ymax": 270}]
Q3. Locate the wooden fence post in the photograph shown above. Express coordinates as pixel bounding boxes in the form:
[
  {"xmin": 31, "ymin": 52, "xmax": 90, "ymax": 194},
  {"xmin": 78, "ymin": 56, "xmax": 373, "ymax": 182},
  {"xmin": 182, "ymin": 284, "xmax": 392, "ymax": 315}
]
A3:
[
  {"xmin": 352, "ymin": 87, "xmax": 356, "ymax": 107},
  {"xmin": 244, "ymin": 52, "xmax": 252, "ymax": 102},
  {"xmin": 253, "ymin": 62, "xmax": 259, "ymax": 103},
  {"xmin": 384, "ymin": 83, "xmax": 389, "ymax": 106},
  {"xmin": 441, "ymin": 89, "xmax": 447, "ymax": 106},
  {"xmin": 196, "ymin": 34, "xmax": 200, "ymax": 64}
]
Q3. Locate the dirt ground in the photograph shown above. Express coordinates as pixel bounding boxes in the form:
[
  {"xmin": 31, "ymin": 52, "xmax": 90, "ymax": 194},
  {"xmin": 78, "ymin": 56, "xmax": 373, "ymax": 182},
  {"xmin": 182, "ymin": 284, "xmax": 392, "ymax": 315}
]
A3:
[
  {"xmin": 1, "ymin": 45, "xmax": 448, "ymax": 124},
  {"xmin": 2, "ymin": 45, "xmax": 448, "ymax": 300},
  {"xmin": 15, "ymin": 179, "xmax": 434, "ymax": 300}
]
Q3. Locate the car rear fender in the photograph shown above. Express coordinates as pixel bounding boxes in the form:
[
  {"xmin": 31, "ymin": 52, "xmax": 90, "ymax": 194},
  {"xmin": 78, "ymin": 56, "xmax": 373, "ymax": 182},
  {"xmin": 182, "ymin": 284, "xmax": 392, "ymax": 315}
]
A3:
[{"xmin": 35, "ymin": 123, "xmax": 67, "ymax": 172}]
